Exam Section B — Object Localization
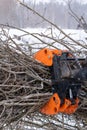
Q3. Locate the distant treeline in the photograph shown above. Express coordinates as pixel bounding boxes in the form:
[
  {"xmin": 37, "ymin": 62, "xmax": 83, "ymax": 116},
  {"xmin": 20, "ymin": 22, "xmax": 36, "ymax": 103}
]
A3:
[{"xmin": 0, "ymin": 0, "xmax": 87, "ymax": 29}]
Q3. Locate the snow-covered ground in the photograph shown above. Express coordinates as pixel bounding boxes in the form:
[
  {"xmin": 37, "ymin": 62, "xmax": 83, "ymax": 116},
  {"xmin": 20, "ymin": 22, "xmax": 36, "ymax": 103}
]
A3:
[
  {"xmin": 8, "ymin": 28, "xmax": 87, "ymax": 53},
  {"xmin": 0, "ymin": 27, "xmax": 87, "ymax": 57},
  {"xmin": 9, "ymin": 27, "xmax": 87, "ymax": 43}
]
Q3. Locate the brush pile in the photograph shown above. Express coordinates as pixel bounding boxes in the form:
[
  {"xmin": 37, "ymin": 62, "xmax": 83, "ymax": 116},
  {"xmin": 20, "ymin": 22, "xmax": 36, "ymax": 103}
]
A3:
[
  {"xmin": 0, "ymin": 27, "xmax": 87, "ymax": 130},
  {"xmin": 0, "ymin": 41, "xmax": 52, "ymax": 126}
]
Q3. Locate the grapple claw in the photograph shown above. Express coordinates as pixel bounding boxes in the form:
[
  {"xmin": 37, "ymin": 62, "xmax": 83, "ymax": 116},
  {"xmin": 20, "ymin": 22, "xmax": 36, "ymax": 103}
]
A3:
[
  {"xmin": 40, "ymin": 93, "xmax": 60, "ymax": 115},
  {"xmin": 33, "ymin": 48, "xmax": 85, "ymax": 115},
  {"xmin": 59, "ymin": 99, "xmax": 71, "ymax": 113},
  {"xmin": 64, "ymin": 98, "xmax": 79, "ymax": 114},
  {"xmin": 34, "ymin": 48, "xmax": 62, "ymax": 66}
]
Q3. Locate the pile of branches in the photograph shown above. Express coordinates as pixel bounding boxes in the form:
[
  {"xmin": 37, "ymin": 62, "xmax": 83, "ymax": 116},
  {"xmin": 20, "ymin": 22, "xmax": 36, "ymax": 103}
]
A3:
[
  {"xmin": 0, "ymin": 29, "xmax": 86, "ymax": 130},
  {"xmin": 0, "ymin": 41, "xmax": 52, "ymax": 127}
]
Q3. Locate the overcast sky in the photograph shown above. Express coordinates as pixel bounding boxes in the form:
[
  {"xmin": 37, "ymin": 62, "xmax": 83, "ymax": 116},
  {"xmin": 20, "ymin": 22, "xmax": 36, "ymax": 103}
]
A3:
[{"xmin": 29, "ymin": 0, "xmax": 87, "ymax": 4}]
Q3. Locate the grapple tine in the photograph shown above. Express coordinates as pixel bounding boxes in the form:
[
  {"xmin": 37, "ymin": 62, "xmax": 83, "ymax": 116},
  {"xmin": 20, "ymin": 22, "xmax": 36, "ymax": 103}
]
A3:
[
  {"xmin": 40, "ymin": 93, "xmax": 61, "ymax": 115},
  {"xmin": 64, "ymin": 98, "xmax": 79, "ymax": 114},
  {"xmin": 34, "ymin": 48, "xmax": 53, "ymax": 66}
]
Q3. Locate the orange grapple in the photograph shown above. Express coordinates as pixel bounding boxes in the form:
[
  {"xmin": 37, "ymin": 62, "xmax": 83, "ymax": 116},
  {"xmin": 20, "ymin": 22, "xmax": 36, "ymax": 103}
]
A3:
[{"xmin": 34, "ymin": 48, "xmax": 86, "ymax": 115}]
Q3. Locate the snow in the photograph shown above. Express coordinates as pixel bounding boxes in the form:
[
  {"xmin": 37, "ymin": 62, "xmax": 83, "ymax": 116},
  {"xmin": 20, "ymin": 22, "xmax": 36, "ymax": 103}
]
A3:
[
  {"xmin": 8, "ymin": 27, "xmax": 87, "ymax": 43},
  {"xmin": 9, "ymin": 27, "xmax": 87, "ymax": 43},
  {"xmin": 0, "ymin": 27, "xmax": 87, "ymax": 55}
]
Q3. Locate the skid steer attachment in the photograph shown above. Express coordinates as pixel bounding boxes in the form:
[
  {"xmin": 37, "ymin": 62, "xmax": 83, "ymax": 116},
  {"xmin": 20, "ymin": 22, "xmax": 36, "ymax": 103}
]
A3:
[{"xmin": 34, "ymin": 48, "xmax": 87, "ymax": 115}]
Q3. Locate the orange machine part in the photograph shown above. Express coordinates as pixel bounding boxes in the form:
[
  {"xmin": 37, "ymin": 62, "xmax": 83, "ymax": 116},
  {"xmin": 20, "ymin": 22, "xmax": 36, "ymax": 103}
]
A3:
[
  {"xmin": 40, "ymin": 96, "xmax": 79, "ymax": 115},
  {"xmin": 34, "ymin": 48, "xmax": 63, "ymax": 66},
  {"xmin": 64, "ymin": 98, "xmax": 79, "ymax": 114},
  {"xmin": 59, "ymin": 99, "xmax": 71, "ymax": 113},
  {"xmin": 34, "ymin": 48, "xmax": 79, "ymax": 115},
  {"xmin": 40, "ymin": 93, "xmax": 61, "ymax": 115}
]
